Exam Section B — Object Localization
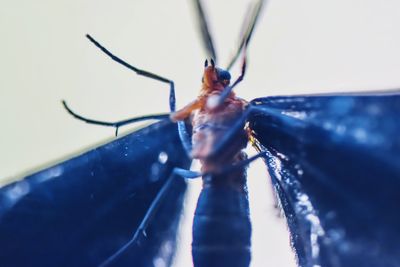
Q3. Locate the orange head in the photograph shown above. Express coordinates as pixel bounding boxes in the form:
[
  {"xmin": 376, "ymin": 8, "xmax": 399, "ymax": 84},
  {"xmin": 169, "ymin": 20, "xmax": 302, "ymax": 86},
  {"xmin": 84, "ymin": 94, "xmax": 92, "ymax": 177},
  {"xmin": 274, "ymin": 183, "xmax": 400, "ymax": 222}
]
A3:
[{"xmin": 202, "ymin": 59, "xmax": 231, "ymax": 91}]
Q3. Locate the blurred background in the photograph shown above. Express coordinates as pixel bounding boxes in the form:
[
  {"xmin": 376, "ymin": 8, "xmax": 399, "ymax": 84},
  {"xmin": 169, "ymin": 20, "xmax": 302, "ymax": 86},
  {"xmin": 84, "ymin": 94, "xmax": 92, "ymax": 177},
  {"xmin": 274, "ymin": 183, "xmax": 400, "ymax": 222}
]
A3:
[{"xmin": 1, "ymin": 0, "xmax": 400, "ymax": 266}]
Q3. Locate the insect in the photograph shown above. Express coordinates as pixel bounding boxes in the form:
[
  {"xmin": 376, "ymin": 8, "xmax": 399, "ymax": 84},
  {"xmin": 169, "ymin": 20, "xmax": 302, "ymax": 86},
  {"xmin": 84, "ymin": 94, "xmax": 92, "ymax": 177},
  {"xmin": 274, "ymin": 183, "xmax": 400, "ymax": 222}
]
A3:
[
  {"xmin": 1, "ymin": 1, "xmax": 400, "ymax": 267},
  {"xmin": 62, "ymin": 0, "xmax": 268, "ymax": 266}
]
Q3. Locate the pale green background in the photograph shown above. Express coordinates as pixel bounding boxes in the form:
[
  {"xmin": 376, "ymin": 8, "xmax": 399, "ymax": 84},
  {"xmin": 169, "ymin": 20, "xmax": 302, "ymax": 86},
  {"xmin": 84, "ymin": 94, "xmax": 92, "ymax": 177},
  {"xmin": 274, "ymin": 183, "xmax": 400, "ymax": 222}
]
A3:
[{"xmin": 1, "ymin": 0, "xmax": 400, "ymax": 266}]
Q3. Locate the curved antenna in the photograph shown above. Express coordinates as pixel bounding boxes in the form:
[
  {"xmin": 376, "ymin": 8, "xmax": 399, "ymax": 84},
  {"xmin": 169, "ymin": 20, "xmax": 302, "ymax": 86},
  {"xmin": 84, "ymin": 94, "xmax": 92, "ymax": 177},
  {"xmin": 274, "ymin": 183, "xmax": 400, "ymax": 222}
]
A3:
[
  {"xmin": 193, "ymin": 0, "xmax": 218, "ymax": 62},
  {"xmin": 226, "ymin": 0, "xmax": 266, "ymax": 71},
  {"xmin": 62, "ymin": 100, "xmax": 170, "ymax": 136}
]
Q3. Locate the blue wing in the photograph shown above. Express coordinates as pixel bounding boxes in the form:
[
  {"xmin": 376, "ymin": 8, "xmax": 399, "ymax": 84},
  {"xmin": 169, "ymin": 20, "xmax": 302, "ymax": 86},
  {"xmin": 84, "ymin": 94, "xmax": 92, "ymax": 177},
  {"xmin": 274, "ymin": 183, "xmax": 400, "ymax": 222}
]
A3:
[
  {"xmin": 249, "ymin": 91, "xmax": 400, "ymax": 267},
  {"xmin": 0, "ymin": 121, "xmax": 191, "ymax": 267}
]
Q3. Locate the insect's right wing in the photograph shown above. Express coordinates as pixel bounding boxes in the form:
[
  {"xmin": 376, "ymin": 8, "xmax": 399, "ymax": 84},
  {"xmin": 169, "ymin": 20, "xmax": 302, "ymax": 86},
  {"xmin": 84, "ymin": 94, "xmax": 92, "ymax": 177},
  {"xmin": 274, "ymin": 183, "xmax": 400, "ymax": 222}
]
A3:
[
  {"xmin": 0, "ymin": 121, "xmax": 191, "ymax": 267},
  {"xmin": 248, "ymin": 91, "xmax": 400, "ymax": 267}
]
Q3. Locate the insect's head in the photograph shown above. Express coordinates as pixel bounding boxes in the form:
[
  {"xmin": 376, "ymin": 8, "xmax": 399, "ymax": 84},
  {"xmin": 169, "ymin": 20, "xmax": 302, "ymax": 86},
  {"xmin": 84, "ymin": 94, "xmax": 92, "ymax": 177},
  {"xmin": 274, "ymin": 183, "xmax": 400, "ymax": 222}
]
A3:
[{"xmin": 202, "ymin": 59, "xmax": 231, "ymax": 89}]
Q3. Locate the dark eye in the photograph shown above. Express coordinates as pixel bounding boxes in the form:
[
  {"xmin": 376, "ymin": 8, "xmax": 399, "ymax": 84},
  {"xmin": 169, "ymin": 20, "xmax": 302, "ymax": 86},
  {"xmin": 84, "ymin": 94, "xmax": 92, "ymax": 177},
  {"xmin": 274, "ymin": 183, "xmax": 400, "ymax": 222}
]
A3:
[{"xmin": 216, "ymin": 68, "xmax": 231, "ymax": 82}]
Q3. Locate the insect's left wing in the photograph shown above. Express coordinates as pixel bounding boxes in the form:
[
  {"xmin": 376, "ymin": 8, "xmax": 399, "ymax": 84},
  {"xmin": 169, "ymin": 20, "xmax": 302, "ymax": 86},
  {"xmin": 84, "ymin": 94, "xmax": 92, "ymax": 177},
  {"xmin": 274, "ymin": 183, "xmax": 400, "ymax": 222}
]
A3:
[
  {"xmin": 0, "ymin": 121, "xmax": 191, "ymax": 267},
  {"xmin": 248, "ymin": 91, "xmax": 400, "ymax": 267}
]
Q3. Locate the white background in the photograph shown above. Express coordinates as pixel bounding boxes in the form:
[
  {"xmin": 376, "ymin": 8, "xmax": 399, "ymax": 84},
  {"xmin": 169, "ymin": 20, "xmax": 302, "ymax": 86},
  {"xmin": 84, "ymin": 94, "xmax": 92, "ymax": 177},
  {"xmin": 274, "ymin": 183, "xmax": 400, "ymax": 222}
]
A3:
[{"xmin": 1, "ymin": 0, "xmax": 400, "ymax": 266}]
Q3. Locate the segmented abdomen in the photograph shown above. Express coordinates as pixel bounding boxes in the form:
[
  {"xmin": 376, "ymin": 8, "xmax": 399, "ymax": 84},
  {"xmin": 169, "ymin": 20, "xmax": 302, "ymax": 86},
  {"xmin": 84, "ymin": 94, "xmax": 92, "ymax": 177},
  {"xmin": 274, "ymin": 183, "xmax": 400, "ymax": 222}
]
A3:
[{"xmin": 192, "ymin": 183, "xmax": 251, "ymax": 267}]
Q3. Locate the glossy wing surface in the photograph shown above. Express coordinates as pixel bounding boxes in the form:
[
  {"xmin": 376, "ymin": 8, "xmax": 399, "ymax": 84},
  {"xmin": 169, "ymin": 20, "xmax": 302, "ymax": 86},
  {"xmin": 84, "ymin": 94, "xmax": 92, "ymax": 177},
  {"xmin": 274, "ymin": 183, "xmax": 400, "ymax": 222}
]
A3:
[
  {"xmin": 249, "ymin": 91, "xmax": 400, "ymax": 267},
  {"xmin": 0, "ymin": 121, "xmax": 191, "ymax": 267}
]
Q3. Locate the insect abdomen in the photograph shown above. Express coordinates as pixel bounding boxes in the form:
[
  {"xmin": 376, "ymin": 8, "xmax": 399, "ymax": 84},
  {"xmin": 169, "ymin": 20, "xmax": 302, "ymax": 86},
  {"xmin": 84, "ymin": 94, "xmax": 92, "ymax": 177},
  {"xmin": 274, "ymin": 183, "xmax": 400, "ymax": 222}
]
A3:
[{"xmin": 192, "ymin": 185, "xmax": 251, "ymax": 267}]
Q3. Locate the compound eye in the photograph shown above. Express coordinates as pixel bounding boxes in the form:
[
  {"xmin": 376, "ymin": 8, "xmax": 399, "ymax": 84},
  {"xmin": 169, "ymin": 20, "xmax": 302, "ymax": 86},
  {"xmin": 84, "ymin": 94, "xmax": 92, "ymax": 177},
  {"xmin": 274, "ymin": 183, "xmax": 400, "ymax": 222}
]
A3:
[{"xmin": 217, "ymin": 69, "xmax": 231, "ymax": 82}]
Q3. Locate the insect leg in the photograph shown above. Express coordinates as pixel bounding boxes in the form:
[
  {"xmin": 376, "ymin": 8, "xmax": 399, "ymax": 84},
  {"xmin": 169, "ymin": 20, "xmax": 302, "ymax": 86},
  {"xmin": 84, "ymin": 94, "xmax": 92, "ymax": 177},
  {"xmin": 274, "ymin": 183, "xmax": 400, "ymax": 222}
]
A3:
[
  {"xmin": 177, "ymin": 121, "xmax": 193, "ymax": 157},
  {"xmin": 98, "ymin": 172, "xmax": 181, "ymax": 267},
  {"xmin": 173, "ymin": 167, "xmax": 202, "ymax": 179},
  {"xmin": 208, "ymin": 104, "xmax": 268, "ymax": 157},
  {"xmin": 86, "ymin": 34, "xmax": 177, "ymax": 112},
  {"xmin": 62, "ymin": 100, "xmax": 170, "ymax": 136},
  {"xmin": 211, "ymin": 151, "xmax": 267, "ymax": 175},
  {"xmin": 173, "ymin": 152, "xmax": 267, "ymax": 179},
  {"xmin": 86, "ymin": 35, "xmax": 193, "ymax": 154},
  {"xmin": 97, "ymin": 166, "xmax": 201, "ymax": 267}
]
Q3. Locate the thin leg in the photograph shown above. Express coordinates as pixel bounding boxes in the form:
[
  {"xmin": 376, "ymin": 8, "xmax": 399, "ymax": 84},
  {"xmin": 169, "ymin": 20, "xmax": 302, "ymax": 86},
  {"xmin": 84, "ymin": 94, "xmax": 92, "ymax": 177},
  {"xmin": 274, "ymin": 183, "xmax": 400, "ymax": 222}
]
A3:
[
  {"xmin": 65, "ymin": 35, "xmax": 192, "ymax": 151},
  {"xmin": 173, "ymin": 167, "xmax": 202, "ymax": 179},
  {"xmin": 86, "ymin": 35, "xmax": 193, "ymax": 154},
  {"xmin": 62, "ymin": 100, "xmax": 170, "ymax": 136},
  {"xmin": 86, "ymin": 34, "xmax": 176, "ymax": 112},
  {"xmin": 209, "ymin": 104, "xmax": 267, "ymax": 157},
  {"xmin": 193, "ymin": 0, "xmax": 218, "ymax": 62},
  {"xmin": 173, "ymin": 151, "xmax": 267, "ymax": 179},
  {"xmin": 212, "ymin": 151, "xmax": 267, "ymax": 175},
  {"xmin": 177, "ymin": 121, "xmax": 193, "ymax": 156},
  {"xmin": 98, "ymin": 173, "xmax": 181, "ymax": 267}
]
